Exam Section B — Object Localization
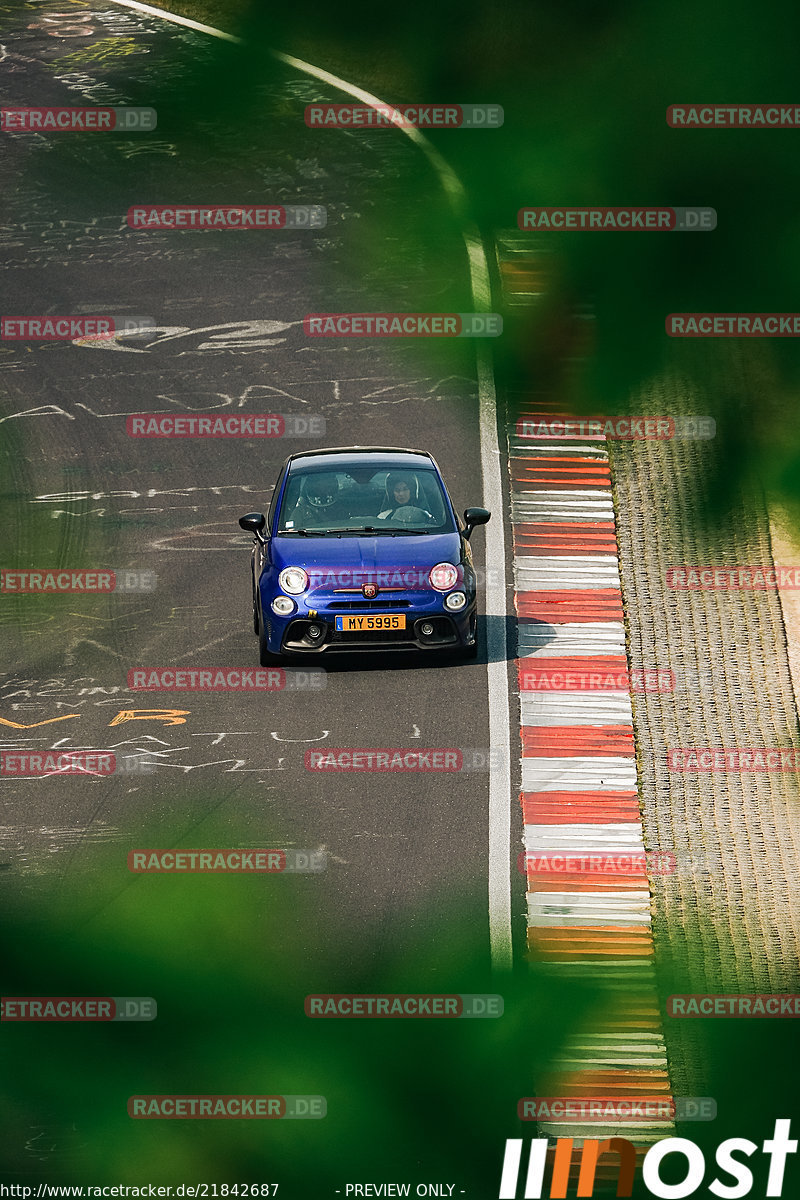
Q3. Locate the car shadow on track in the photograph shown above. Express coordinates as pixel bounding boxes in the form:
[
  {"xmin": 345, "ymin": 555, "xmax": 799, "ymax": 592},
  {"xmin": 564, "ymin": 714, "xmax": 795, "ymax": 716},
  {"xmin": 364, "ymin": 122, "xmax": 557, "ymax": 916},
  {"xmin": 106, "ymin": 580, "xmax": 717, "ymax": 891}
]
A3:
[{"xmin": 304, "ymin": 613, "xmax": 523, "ymax": 674}]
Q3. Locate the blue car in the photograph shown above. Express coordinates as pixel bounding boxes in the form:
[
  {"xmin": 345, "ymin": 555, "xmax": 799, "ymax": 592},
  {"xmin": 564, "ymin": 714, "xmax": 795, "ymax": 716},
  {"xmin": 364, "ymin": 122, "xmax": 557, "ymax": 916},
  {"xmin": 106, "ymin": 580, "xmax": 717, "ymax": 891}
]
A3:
[{"xmin": 238, "ymin": 447, "xmax": 490, "ymax": 662}]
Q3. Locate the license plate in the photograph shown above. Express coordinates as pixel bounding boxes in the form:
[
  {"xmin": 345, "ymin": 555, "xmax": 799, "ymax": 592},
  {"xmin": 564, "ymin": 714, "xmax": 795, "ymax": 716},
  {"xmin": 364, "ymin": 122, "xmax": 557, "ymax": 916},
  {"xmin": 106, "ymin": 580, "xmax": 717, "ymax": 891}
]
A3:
[{"xmin": 335, "ymin": 613, "xmax": 406, "ymax": 632}]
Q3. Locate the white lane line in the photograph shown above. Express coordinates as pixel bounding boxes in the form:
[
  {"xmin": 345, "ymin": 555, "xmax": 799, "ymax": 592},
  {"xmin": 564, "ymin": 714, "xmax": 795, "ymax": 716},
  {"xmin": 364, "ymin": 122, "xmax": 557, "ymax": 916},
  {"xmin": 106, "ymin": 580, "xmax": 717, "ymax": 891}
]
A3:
[
  {"xmin": 478, "ymin": 345, "xmax": 514, "ymax": 971},
  {"xmin": 529, "ymin": 890, "xmax": 652, "ymax": 907},
  {"xmin": 525, "ymin": 824, "xmax": 645, "ymax": 850},
  {"xmin": 518, "ymin": 622, "xmax": 627, "ymax": 657},
  {"xmin": 514, "ymin": 432, "xmax": 610, "ymax": 444},
  {"xmin": 516, "ymin": 554, "xmax": 620, "ymax": 563},
  {"xmin": 107, "ymin": 0, "xmax": 514, "ymax": 972},
  {"xmin": 556, "ymin": 1042, "xmax": 667, "ymax": 1064},
  {"xmin": 104, "ymin": 0, "xmax": 242, "ymax": 40},
  {"xmin": 521, "ymin": 692, "xmax": 634, "ymax": 725},
  {"xmin": 570, "ymin": 1032, "xmax": 668, "ymax": 1045},
  {"xmin": 515, "ymin": 558, "xmax": 622, "ymax": 589},
  {"xmin": 522, "ymin": 758, "xmax": 638, "ymax": 791},
  {"xmin": 546, "ymin": 961, "xmax": 658, "ymax": 978},
  {"xmin": 529, "ymin": 895, "xmax": 652, "ymax": 926},
  {"xmin": 510, "ymin": 488, "xmax": 612, "ymax": 499},
  {"xmin": 509, "ymin": 441, "xmax": 609, "ymax": 456},
  {"xmin": 537, "ymin": 1126, "xmax": 671, "ymax": 1142},
  {"xmin": 511, "ymin": 497, "xmax": 616, "ymax": 520}
]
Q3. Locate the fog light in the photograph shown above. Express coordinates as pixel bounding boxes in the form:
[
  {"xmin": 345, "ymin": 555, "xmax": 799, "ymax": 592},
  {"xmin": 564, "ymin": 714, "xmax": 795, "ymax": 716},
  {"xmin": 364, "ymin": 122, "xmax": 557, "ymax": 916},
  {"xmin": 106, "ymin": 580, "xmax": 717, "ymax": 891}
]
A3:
[
  {"xmin": 308, "ymin": 623, "xmax": 323, "ymax": 640},
  {"xmin": 444, "ymin": 591, "xmax": 467, "ymax": 611},
  {"xmin": 271, "ymin": 596, "xmax": 295, "ymax": 616},
  {"xmin": 420, "ymin": 622, "xmax": 435, "ymax": 636}
]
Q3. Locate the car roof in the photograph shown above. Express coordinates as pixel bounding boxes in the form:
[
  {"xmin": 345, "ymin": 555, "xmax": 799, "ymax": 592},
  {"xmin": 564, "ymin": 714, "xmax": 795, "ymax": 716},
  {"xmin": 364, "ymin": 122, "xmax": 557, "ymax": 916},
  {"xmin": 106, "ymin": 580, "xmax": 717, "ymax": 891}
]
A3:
[{"xmin": 287, "ymin": 447, "xmax": 436, "ymax": 472}]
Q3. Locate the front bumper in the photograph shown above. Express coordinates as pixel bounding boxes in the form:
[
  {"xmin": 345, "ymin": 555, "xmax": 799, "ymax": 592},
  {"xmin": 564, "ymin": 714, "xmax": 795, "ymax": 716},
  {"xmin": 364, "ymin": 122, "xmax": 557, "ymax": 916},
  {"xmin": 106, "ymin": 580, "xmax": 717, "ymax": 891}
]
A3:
[{"xmin": 261, "ymin": 589, "xmax": 477, "ymax": 655}]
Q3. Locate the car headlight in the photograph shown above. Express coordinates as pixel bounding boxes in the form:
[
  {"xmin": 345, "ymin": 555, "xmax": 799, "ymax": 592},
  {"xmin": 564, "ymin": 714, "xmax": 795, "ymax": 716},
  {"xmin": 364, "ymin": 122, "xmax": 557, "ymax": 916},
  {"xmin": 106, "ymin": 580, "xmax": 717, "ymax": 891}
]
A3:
[
  {"xmin": 272, "ymin": 595, "xmax": 296, "ymax": 616},
  {"xmin": 444, "ymin": 591, "xmax": 467, "ymax": 611},
  {"xmin": 278, "ymin": 566, "xmax": 308, "ymax": 595},
  {"xmin": 429, "ymin": 562, "xmax": 459, "ymax": 592}
]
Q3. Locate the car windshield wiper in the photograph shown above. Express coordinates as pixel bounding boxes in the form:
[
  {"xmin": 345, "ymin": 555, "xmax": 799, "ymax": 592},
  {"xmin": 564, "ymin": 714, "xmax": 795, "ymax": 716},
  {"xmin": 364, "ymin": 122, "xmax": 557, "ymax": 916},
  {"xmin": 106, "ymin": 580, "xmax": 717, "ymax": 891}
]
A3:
[
  {"xmin": 279, "ymin": 526, "xmax": 432, "ymax": 537},
  {"xmin": 320, "ymin": 526, "xmax": 384, "ymax": 535},
  {"xmin": 278, "ymin": 528, "xmax": 326, "ymax": 536}
]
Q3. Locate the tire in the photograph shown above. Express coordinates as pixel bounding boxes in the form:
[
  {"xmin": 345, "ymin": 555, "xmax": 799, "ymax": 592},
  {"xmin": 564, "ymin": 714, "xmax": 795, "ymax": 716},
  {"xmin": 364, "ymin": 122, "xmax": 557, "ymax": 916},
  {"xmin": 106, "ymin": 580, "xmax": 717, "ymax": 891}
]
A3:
[
  {"xmin": 460, "ymin": 615, "xmax": 479, "ymax": 659},
  {"xmin": 257, "ymin": 601, "xmax": 283, "ymax": 666},
  {"xmin": 462, "ymin": 635, "xmax": 479, "ymax": 660},
  {"xmin": 250, "ymin": 565, "xmax": 260, "ymax": 635}
]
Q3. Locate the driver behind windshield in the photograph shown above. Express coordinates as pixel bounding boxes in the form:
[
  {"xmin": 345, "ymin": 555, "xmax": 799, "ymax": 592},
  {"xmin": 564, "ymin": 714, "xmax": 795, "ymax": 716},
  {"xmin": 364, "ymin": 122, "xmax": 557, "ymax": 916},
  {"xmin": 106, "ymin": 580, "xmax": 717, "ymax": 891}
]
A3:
[
  {"xmin": 289, "ymin": 472, "xmax": 352, "ymax": 527},
  {"xmin": 377, "ymin": 473, "xmax": 434, "ymax": 522}
]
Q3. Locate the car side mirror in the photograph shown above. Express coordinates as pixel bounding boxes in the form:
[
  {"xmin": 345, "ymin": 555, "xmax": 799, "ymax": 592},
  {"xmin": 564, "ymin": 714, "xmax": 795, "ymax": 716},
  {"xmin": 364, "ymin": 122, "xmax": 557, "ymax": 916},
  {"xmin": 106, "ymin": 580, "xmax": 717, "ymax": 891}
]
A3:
[
  {"xmin": 463, "ymin": 507, "xmax": 490, "ymax": 540},
  {"xmin": 239, "ymin": 512, "xmax": 267, "ymax": 543}
]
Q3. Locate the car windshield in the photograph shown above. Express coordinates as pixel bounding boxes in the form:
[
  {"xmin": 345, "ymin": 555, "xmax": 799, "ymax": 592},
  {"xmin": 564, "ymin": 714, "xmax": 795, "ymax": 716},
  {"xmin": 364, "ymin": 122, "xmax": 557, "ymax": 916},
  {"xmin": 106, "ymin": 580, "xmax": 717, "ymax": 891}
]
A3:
[{"xmin": 277, "ymin": 465, "xmax": 456, "ymax": 534}]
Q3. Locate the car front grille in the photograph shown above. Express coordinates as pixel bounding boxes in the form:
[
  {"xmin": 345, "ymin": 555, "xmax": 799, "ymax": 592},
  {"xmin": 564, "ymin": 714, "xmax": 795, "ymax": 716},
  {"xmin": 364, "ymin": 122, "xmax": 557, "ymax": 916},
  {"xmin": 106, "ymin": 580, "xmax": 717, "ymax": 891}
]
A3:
[{"xmin": 326, "ymin": 600, "xmax": 411, "ymax": 610}]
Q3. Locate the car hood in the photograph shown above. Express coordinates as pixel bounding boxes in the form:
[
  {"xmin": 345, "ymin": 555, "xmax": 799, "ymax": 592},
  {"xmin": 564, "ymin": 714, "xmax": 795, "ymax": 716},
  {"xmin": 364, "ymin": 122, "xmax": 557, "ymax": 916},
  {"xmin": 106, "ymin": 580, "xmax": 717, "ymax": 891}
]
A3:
[{"xmin": 271, "ymin": 531, "xmax": 462, "ymax": 576}]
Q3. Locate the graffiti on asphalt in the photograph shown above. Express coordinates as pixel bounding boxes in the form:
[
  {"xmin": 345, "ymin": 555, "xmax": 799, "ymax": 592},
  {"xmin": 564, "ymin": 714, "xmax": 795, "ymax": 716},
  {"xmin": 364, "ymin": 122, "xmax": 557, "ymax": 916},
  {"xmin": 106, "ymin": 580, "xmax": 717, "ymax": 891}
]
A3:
[
  {"xmin": 0, "ymin": 710, "xmax": 190, "ymax": 728},
  {"xmin": 72, "ymin": 320, "xmax": 297, "ymax": 354}
]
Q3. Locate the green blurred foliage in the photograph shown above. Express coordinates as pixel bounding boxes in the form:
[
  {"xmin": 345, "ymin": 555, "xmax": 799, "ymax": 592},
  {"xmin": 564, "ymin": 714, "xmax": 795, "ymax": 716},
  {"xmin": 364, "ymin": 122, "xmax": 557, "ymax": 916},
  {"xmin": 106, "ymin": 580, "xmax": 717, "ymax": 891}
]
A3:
[
  {"xmin": 159, "ymin": 0, "xmax": 800, "ymax": 514},
  {"xmin": 5, "ymin": 0, "xmax": 800, "ymax": 1189},
  {"xmin": 0, "ymin": 812, "xmax": 593, "ymax": 1188},
  {"xmin": 2, "ymin": 822, "xmax": 799, "ymax": 1191}
]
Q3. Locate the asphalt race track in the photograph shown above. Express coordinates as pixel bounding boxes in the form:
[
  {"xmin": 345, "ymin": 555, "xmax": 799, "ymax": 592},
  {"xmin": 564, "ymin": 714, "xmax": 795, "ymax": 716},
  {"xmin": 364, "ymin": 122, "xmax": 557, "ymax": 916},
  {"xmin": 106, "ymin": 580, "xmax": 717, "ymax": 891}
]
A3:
[
  {"xmin": 10, "ymin": 2, "xmax": 800, "ymax": 1195},
  {"xmin": 0, "ymin": 7, "xmax": 535, "ymax": 1186},
  {"xmin": 0, "ymin": 4, "xmax": 519, "ymax": 990}
]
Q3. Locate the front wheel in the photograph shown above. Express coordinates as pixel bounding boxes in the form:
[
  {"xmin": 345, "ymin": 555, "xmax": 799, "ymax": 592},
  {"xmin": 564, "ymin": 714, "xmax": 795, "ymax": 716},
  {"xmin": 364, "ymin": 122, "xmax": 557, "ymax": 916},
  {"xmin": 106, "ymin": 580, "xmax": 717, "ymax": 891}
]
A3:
[
  {"xmin": 462, "ymin": 635, "xmax": 479, "ymax": 660},
  {"xmin": 257, "ymin": 603, "xmax": 283, "ymax": 666},
  {"xmin": 250, "ymin": 563, "xmax": 260, "ymax": 635},
  {"xmin": 459, "ymin": 615, "xmax": 479, "ymax": 659},
  {"xmin": 441, "ymin": 626, "xmax": 479, "ymax": 662}
]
